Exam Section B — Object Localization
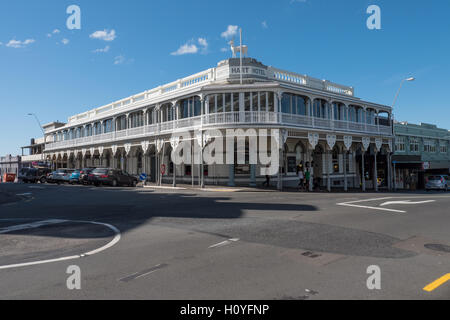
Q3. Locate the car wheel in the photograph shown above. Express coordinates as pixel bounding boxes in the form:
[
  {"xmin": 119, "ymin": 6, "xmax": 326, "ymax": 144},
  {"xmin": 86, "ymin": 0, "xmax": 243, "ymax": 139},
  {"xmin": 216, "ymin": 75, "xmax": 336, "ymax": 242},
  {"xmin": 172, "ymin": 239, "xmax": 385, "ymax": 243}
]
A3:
[
  {"xmin": 131, "ymin": 180, "xmax": 137, "ymax": 188},
  {"xmin": 40, "ymin": 177, "xmax": 46, "ymax": 184}
]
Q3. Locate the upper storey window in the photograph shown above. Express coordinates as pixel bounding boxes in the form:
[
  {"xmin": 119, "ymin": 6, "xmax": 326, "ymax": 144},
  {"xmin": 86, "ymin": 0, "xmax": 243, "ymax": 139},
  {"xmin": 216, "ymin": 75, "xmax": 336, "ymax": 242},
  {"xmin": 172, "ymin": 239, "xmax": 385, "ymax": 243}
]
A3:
[
  {"xmin": 180, "ymin": 97, "xmax": 202, "ymax": 119},
  {"xmin": 313, "ymin": 99, "xmax": 329, "ymax": 119},
  {"xmin": 281, "ymin": 93, "xmax": 307, "ymax": 115}
]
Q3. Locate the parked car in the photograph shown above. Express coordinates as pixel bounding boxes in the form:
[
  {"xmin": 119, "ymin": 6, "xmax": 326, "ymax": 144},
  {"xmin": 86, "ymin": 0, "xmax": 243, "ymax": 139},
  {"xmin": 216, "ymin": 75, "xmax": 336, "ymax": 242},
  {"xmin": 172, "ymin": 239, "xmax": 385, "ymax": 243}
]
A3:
[
  {"xmin": 20, "ymin": 167, "xmax": 52, "ymax": 184},
  {"xmin": 88, "ymin": 168, "xmax": 138, "ymax": 187},
  {"xmin": 18, "ymin": 168, "xmax": 31, "ymax": 182},
  {"xmin": 79, "ymin": 168, "xmax": 96, "ymax": 185},
  {"xmin": 47, "ymin": 169, "xmax": 75, "ymax": 184},
  {"xmin": 69, "ymin": 170, "xmax": 81, "ymax": 184},
  {"xmin": 425, "ymin": 175, "xmax": 448, "ymax": 191}
]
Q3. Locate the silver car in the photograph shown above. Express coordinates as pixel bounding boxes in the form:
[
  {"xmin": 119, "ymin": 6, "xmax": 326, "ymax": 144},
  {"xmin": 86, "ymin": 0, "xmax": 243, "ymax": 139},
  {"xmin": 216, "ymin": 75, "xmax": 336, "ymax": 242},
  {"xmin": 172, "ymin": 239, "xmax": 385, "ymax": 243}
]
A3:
[{"xmin": 425, "ymin": 175, "xmax": 448, "ymax": 191}]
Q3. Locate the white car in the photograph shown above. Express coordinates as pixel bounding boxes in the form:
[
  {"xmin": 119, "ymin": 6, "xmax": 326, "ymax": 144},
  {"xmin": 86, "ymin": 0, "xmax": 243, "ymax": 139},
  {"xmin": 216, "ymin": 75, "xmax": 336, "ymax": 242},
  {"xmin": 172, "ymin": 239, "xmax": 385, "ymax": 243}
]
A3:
[{"xmin": 425, "ymin": 175, "xmax": 448, "ymax": 191}]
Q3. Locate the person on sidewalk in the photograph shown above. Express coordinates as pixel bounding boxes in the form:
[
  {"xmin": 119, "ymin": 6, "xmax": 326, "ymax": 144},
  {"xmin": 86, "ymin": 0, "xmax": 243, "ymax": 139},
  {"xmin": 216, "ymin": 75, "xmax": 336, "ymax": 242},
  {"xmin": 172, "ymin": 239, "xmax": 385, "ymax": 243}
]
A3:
[
  {"xmin": 305, "ymin": 169, "xmax": 311, "ymax": 192},
  {"xmin": 263, "ymin": 174, "xmax": 270, "ymax": 188},
  {"xmin": 298, "ymin": 168, "xmax": 305, "ymax": 191}
]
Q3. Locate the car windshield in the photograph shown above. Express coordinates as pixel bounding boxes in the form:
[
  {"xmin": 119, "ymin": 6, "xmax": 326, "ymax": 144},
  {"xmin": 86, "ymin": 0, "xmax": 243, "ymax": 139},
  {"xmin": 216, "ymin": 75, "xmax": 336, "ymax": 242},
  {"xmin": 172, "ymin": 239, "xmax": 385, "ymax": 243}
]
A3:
[
  {"xmin": 92, "ymin": 169, "xmax": 108, "ymax": 174},
  {"xmin": 19, "ymin": 168, "xmax": 29, "ymax": 174},
  {"xmin": 429, "ymin": 176, "xmax": 441, "ymax": 181}
]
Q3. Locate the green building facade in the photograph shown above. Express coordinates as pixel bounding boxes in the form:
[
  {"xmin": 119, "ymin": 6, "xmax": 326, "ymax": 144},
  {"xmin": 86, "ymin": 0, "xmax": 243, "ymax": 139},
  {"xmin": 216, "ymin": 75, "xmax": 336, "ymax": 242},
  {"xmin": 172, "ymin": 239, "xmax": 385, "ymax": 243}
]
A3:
[{"xmin": 393, "ymin": 122, "xmax": 450, "ymax": 190}]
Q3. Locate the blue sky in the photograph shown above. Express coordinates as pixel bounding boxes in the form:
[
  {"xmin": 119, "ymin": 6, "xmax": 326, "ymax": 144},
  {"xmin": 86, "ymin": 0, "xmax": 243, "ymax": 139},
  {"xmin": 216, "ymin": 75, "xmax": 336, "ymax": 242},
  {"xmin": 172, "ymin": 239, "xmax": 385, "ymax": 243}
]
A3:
[{"xmin": 1, "ymin": 0, "xmax": 449, "ymax": 155}]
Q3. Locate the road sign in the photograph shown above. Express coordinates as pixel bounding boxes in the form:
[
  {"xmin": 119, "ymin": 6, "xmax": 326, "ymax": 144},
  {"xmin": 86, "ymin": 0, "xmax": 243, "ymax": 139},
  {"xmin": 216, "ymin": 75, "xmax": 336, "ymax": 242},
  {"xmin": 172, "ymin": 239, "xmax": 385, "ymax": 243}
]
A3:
[{"xmin": 139, "ymin": 173, "xmax": 147, "ymax": 182}]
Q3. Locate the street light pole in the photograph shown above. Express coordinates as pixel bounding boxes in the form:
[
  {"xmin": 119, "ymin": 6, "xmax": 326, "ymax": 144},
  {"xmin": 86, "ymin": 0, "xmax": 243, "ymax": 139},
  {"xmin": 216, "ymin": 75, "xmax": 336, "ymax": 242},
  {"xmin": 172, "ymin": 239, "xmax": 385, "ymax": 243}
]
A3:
[
  {"xmin": 391, "ymin": 77, "xmax": 415, "ymax": 191},
  {"xmin": 392, "ymin": 77, "xmax": 415, "ymax": 110},
  {"xmin": 27, "ymin": 113, "xmax": 45, "ymax": 136}
]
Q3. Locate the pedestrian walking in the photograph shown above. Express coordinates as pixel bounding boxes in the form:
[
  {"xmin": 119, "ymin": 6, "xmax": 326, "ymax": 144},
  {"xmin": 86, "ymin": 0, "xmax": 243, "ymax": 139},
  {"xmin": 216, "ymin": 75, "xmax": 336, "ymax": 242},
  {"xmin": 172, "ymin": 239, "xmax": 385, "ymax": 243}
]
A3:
[
  {"xmin": 305, "ymin": 169, "xmax": 311, "ymax": 191},
  {"xmin": 263, "ymin": 174, "xmax": 270, "ymax": 188},
  {"xmin": 298, "ymin": 168, "xmax": 305, "ymax": 191}
]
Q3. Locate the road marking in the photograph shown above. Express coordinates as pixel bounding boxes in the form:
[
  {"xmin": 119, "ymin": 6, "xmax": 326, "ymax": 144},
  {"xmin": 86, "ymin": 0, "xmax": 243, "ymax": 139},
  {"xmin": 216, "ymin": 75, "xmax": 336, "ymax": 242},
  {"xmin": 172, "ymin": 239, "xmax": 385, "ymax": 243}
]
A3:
[
  {"xmin": 423, "ymin": 274, "xmax": 450, "ymax": 292},
  {"xmin": 119, "ymin": 264, "xmax": 168, "ymax": 282},
  {"xmin": 337, "ymin": 197, "xmax": 406, "ymax": 213},
  {"xmin": 209, "ymin": 238, "xmax": 240, "ymax": 249},
  {"xmin": 0, "ymin": 219, "xmax": 66, "ymax": 234},
  {"xmin": 29, "ymin": 186, "xmax": 45, "ymax": 189},
  {"xmin": 337, "ymin": 196, "xmax": 441, "ymax": 213},
  {"xmin": 15, "ymin": 193, "xmax": 32, "ymax": 197},
  {"xmin": 380, "ymin": 200, "xmax": 435, "ymax": 207},
  {"xmin": 0, "ymin": 219, "xmax": 121, "ymax": 270}
]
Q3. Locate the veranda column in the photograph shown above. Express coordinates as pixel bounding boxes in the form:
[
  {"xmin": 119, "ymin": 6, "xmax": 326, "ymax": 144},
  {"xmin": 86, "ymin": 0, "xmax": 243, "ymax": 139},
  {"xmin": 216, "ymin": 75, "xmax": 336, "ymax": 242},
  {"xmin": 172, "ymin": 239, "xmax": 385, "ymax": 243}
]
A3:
[
  {"xmin": 277, "ymin": 130, "xmax": 288, "ymax": 191},
  {"xmin": 374, "ymin": 151, "xmax": 378, "ymax": 191},
  {"xmin": 326, "ymin": 135, "xmax": 336, "ymax": 192},
  {"xmin": 308, "ymin": 133, "xmax": 319, "ymax": 192},
  {"xmin": 169, "ymin": 138, "xmax": 179, "ymax": 188},
  {"xmin": 228, "ymin": 164, "xmax": 235, "ymax": 187},
  {"xmin": 361, "ymin": 137, "xmax": 371, "ymax": 192},
  {"xmin": 361, "ymin": 150, "xmax": 366, "ymax": 192},
  {"xmin": 277, "ymin": 149, "xmax": 282, "ymax": 191},
  {"xmin": 250, "ymin": 165, "xmax": 256, "ymax": 187},
  {"xmin": 343, "ymin": 151, "xmax": 348, "ymax": 191},
  {"xmin": 374, "ymin": 139, "xmax": 382, "ymax": 192}
]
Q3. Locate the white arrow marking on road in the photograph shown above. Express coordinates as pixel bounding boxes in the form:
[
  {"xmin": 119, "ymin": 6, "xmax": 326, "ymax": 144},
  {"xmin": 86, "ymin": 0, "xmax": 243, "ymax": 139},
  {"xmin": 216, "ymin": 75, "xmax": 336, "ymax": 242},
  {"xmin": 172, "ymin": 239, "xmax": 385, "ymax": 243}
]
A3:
[
  {"xmin": 209, "ymin": 238, "xmax": 240, "ymax": 249},
  {"xmin": 380, "ymin": 200, "xmax": 436, "ymax": 207}
]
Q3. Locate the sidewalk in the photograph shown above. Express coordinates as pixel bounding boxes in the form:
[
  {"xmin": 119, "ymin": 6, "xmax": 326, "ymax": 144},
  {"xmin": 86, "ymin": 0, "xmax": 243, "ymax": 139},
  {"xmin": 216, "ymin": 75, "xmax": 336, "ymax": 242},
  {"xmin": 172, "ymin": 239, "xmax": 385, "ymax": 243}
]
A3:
[
  {"xmin": 141, "ymin": 182, "xmax": 425, "ymax": 194},
  {"xmin": 142, "ymin": 182, "xmax": 278, "ymax": 193}
]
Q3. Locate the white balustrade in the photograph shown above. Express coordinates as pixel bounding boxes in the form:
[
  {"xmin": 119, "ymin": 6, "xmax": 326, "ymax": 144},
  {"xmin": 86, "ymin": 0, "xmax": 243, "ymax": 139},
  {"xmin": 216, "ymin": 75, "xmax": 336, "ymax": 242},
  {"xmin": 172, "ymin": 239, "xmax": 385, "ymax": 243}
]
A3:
[{"xmin": 45, "ymin": 112, "xmax": 392, "ymax": 151}]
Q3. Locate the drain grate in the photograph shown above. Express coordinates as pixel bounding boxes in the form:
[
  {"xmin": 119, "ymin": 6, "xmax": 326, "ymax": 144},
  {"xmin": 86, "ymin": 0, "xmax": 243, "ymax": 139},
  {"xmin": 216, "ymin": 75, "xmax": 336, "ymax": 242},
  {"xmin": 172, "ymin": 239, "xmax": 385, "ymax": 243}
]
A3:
[{"xmin": 424, "ymin": 244, "xmax": 450, "ymax": 253}]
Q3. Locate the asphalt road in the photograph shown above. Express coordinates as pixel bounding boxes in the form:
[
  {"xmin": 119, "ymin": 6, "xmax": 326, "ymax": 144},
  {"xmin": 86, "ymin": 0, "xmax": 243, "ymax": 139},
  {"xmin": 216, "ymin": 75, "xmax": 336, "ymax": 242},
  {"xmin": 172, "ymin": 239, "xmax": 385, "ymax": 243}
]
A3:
[{"xmin": 0, "ymin": 183, "xmax": 449, "ymax": 300}]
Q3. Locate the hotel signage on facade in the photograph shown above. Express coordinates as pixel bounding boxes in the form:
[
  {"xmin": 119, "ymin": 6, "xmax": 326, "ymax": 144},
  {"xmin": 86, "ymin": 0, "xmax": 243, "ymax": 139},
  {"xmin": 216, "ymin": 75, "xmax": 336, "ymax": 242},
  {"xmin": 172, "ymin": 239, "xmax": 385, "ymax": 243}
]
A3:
[{"xmin": 230, "ymin": 66, "xmax": 267, "ymax": 77}]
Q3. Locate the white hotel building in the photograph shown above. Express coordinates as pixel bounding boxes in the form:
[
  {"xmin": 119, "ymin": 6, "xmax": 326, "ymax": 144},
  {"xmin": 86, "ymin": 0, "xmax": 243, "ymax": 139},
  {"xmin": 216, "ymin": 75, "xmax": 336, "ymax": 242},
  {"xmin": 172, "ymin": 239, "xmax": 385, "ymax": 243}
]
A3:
[{"xmin": 44, "ymin": 56, "xmax": 394, "ymax": 191}]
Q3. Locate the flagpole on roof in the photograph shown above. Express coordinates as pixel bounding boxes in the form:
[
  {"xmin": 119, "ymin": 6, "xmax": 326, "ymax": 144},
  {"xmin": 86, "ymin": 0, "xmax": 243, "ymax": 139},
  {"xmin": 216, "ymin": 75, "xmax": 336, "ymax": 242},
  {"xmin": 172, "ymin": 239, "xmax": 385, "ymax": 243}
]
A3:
[{"xmin": 240, "ymin": 28, "xmax": 243, "ymax": 85}]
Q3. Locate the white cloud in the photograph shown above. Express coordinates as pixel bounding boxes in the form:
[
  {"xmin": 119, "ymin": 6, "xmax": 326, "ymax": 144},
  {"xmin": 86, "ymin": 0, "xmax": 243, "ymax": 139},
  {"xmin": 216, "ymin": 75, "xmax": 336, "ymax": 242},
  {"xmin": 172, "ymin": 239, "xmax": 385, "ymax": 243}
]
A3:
[
  {"xmin": 198, "ymin": 38, "xmax": 208, "ymax": 48},
  {"xmin": 198, "ymin": 38, "xmax": 208, "ymax": 54},
  {"xmin": 221, "ymin": 25, "xmax": 238, "ymax": 39},
  {"xmin": 93, "ymin": 45, "xmax": 110, "ymax": 53},
  {"xmin": 262, "ymin": 21, "xmax": 268, "ymax": 29},
  {"xmin": 90, "ymin": 29, "xmax": 116, "ymax": 41},
  {"xmin": 171, "ymin": 43, "xmax": 198, "ymax": 56},
  {"xmin": 61, "ymin": 38, "xmax": 69, "ymax": 45},
  {"xmin": 171, "ymin": 38, "xmax": 210, "ymax": 56},
  {"xmin": 47, "ymin": 29, "xmax": 60, "ymax": 38},
  {"xmin": 6, "ymin": 39, "xmax": 35, "ymax": 48},
  {"xmin": 220, "ymin": 47, "xmax": 229, "ymax": 52},
  {"xmin": 114, "ymin": 55, "xmax": 125, "ymax": 65}
]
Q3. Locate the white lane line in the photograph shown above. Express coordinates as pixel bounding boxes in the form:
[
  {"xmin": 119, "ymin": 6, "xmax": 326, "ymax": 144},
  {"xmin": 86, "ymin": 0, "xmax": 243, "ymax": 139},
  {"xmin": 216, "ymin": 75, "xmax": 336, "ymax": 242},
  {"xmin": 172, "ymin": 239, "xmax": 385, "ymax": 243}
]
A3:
[
  {"xmin": 337, "ymin": 197, "xmax": 406, "ymax": 213},
  {"xmin": 15, "ymin": 193, "xmax": 32, "ymax": 196},
  {"xmin": 0, "ymin": 219, "xmax": 121, "ymax": 270},
  {"xmin": 0, "ymin": 219, "xmax": 66, "ymax": 234},
  {"xmin": 209, "ymin": 238, "xmax": 240, "ymax": 249},
  {"xmin": 337, "ymin": 196, "xmax": 443, "ymax": 213},
  {"xmin": 337, "ymin": 202, "xmax": 406, "ymax": 213},
  {"xmin": 380, "ymin": 200, "xmax": 435, "ymax": 207}
]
